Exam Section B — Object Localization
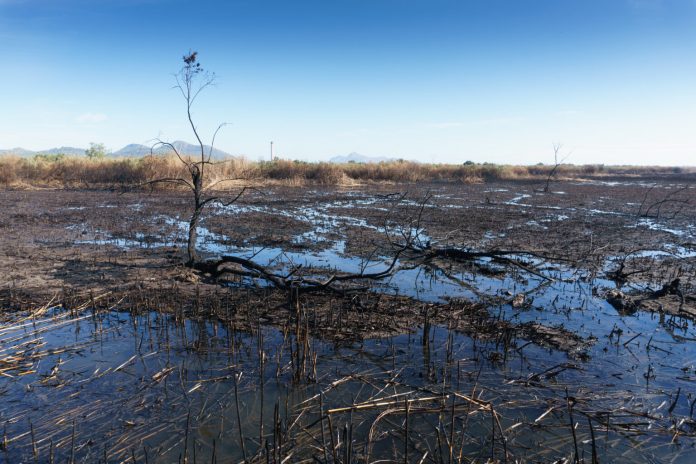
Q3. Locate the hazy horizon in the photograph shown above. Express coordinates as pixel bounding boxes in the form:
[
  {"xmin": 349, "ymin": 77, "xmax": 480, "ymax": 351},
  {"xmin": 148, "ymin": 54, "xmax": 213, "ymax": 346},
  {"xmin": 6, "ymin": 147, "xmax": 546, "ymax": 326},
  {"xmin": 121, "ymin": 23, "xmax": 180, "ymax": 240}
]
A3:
[{"xmin": 2, "ymin": 0, "xmax": 695, "ymax": 166}]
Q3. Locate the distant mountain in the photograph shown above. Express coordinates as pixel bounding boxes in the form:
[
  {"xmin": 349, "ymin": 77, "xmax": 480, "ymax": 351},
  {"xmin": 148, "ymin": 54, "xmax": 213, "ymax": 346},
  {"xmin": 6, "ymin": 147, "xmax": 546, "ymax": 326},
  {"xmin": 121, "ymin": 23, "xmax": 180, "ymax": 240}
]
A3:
[
  {"xmin": 112, "ymin": 144, "xmax": 152, "ymax": 157},
  {"xmin": 166, "ymin": 140, "xmax": 232, "ymax": 159},
  {"xmin": 43, "ymin": 146, "xmax": 86, "ymax": 156},
  {"xmin": 329, "ymin": 152, "xmax": 394, "ymax": 164},
  {"xmin": 1, "ymin": 141, "xmax": 234, "ymax": 159},
  {"xmin": 0, "ymin": 146, "xmax": 86, "ymax": 157},
  {"xmin": 0, "ymin": 147, "xmax": 35, "ymax": 157},
  {"xmin": 112, "ymin": 141, "xmax": 232, "ymax": 159}
]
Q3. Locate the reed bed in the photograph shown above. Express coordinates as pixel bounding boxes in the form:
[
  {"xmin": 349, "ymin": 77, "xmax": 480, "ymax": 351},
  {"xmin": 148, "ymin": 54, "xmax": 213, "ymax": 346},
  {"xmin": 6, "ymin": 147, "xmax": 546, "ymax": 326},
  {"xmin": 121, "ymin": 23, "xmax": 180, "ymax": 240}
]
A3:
[{"xmin": 1, "ymin": 154, "xmax": 694, "ymax": 189}]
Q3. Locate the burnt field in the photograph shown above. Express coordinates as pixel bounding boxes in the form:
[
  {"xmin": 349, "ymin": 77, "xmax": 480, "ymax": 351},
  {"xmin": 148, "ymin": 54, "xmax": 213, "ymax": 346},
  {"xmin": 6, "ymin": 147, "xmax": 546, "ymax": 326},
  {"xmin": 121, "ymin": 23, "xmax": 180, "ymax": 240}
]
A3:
[{"xmin": 1, "ymin": 178, "xmax": 696, "ymax": 463}]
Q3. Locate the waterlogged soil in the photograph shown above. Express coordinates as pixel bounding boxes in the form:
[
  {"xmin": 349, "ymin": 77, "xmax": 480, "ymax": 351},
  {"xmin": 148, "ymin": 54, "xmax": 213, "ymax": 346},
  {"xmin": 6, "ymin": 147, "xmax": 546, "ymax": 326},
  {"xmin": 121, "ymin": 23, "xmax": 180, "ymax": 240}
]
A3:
[
  {"xmin": 1, "ymin": 178, "xmax": 696, "ymax": 462},
  {"xmin": 2, "ymin": 180, "xmax": 694, "ymax": 315}
]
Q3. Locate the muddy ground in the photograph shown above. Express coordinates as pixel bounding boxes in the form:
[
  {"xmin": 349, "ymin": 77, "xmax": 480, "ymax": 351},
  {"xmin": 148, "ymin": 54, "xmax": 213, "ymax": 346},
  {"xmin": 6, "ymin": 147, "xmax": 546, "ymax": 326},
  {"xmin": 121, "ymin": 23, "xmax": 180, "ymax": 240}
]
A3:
[
  {"xmin": 1, "ymin": 178, "xmax": 694, "ymax": 352},
  {"xmin": 2, "ymin": 177, "xmax": 696, "ymax": 462},
  {"xmin": 2, "ymin": 178, "xmax": 694, "ymax": 305}
]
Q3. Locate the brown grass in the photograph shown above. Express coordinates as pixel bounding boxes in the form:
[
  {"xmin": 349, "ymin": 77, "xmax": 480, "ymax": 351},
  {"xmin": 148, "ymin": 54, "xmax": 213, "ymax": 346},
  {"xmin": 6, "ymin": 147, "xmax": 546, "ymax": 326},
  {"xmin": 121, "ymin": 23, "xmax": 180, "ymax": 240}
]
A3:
[{"xmin": 0, "ymin": 154, "xmax": 693, "ymax": 189}]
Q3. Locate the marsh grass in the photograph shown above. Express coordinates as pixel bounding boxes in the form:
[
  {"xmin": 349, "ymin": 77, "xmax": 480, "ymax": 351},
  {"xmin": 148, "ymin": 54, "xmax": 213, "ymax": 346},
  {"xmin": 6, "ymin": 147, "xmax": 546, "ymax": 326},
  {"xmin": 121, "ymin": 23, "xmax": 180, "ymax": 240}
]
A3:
[{"xmin": 1, "ymin": 154, "xmax": 693, "ymax": 188}]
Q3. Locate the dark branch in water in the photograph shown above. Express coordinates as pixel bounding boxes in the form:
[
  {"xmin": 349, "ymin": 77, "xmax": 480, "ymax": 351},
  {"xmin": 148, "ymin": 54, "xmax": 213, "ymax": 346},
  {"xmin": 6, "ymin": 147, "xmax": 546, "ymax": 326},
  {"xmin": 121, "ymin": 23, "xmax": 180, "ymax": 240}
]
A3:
[
  {"xmin": 191, "ymin": 192, "xmax": 562, "ymax": 296},
  {"xmin": 194, "ymin": 232, "xmax": 412, "ymax": 295}
]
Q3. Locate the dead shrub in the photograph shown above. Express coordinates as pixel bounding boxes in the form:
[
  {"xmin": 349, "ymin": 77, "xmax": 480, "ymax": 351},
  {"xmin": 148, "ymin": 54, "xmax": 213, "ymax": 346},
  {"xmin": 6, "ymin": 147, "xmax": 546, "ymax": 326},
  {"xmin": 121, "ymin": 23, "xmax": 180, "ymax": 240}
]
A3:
[{"xmin": 306, "ymin": 162, "xmax": 345, "ymax": 185}]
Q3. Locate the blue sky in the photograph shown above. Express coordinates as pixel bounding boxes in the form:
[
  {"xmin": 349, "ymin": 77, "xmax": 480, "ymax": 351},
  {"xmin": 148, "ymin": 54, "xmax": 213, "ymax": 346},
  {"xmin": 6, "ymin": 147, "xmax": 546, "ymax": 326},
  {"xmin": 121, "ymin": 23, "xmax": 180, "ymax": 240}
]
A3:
[{"xmin": 1, "ymin": 0, "xmax": 695, "ymax": 165}]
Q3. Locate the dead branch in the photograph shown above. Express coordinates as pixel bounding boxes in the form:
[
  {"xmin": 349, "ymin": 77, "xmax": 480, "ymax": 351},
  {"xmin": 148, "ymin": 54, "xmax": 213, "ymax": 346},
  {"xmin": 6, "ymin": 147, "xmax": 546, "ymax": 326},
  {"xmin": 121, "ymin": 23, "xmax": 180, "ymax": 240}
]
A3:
[
  {"xmin": 150, "ymin": 139, "xmax": 191, "ymax": 168},
  {"xmin": 195, "ymin": 234, "xmax": 412, "ymax": 295},
  {"xmin": 207, "ymin": 122, "xmax": 229, "ymax": 163},
  {"xmin": 638, "ymin": 184, "xmax": 690, "ymax": 219}
]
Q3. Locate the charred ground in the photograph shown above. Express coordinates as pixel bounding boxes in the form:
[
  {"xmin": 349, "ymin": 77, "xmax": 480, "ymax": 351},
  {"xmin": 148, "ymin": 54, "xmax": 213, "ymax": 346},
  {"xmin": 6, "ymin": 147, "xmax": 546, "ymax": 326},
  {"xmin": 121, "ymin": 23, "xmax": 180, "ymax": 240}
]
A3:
[{"xmin": 1, "ymin": 177, "xmax": 696, "ymax": 463}]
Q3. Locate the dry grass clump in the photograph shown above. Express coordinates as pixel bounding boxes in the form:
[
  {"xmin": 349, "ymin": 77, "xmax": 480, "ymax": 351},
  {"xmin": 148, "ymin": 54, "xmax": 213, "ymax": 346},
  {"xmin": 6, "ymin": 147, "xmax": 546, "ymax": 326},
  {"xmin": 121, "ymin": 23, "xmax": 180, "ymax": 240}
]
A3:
[
  {"xmin": 0, "ymin": 154, "xmax": 255, "ymax": 189},
  {"xmin": 0, "ymin": 155, "xmax": 148, "ymax": 187},
  {"xmin": 343, "ymin": 162, "xmax": 539, "ymax": 183},
  {"xmin": 0, "ymin": 155, "xmax": 20, "ymax": 185},
  {"xmin": 257, "ymin": 160, "xmax": 347, "ymax": 185},
  {"xmin": 343, "ymin": 160, "xmax": 427, "ymax": 182}
]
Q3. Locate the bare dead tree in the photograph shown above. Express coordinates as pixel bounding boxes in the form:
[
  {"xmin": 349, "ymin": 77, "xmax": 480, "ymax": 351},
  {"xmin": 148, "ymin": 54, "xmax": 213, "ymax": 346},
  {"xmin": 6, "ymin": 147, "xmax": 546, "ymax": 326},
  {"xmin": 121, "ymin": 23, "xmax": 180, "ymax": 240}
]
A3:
[
  {"xmin": 144, "ymin": 51, "xmax": 251, "ymax": 266},
  {"xmin": 542, "ymin": 142, "xmax": 570, "ymax": 193},
  {"xmin": 137, "ymin": 54, "xmax": 424, "ymax": 295}
]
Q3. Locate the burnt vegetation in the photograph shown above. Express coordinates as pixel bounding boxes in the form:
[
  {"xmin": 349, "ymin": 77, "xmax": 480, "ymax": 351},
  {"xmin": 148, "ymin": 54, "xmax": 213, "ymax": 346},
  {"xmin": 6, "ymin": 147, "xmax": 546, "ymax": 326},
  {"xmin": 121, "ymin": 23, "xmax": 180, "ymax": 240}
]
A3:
[{"xmin": 1, "ymin": 52, "xmax": 696, "ymax": 463}]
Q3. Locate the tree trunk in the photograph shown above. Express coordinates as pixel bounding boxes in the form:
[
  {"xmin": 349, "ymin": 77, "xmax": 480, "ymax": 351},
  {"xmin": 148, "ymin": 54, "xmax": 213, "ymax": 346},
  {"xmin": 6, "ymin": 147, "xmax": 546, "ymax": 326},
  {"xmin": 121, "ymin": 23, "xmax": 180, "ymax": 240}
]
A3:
[
  {"xmin": 187, "ymin": 208, "xmax": 200, "ymax": 266},
  {"xmin": 187, "ymin": 166, "xmax": 203, "ymax": 266}
]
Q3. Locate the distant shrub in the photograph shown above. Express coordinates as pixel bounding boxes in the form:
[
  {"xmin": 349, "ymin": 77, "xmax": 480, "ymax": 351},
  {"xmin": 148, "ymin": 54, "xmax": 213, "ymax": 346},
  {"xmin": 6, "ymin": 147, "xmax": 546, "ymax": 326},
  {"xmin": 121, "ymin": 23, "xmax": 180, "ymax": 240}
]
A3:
[
  {"xmin": 33, "ymin": 153, "xmax": 65, "ymax": 162},
  {"xmin": 261, "ymin": 159, "xmax": 306, "ymax": 181},
  {"xmin": 306, "ymin": 162, "xmax": 345, "ymax": 185},
  {"xmin": 582, "ymin": 164, "xmax": 606, "ymax": 175},
  {"xmin": 85, "ymin": 143, "xmax": 108, "ymax": 160}
]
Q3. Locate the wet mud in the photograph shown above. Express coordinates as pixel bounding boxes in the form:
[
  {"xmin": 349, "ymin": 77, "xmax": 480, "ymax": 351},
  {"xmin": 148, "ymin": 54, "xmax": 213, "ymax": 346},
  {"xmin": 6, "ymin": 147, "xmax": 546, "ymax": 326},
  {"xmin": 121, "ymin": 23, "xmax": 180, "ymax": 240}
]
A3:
[{"xmin": 1, "ymin": 178, "xmax": 696, "ymax": 462}]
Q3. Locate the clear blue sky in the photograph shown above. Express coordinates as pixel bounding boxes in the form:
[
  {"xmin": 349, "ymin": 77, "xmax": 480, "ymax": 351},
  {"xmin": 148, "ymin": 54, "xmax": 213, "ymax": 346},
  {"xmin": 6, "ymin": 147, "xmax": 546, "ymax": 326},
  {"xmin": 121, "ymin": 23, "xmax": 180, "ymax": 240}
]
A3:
[{"xmin": 1, "ymin": 0, "xmax": 695, "ymax": 165}]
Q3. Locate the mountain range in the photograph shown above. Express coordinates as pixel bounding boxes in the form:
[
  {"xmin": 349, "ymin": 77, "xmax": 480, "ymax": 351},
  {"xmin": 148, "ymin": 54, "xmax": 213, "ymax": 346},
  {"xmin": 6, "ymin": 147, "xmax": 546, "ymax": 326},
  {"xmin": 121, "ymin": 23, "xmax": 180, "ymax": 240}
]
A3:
[
  {"xmin": 0, "ymin": 141, "xmax": 233, "ymax": 159},
  {"xmin": 1, "ymin": 145, "xmax": 400, "ymax": 163},
  {"xmin": 111, "ymin": 141, "xmax": 233, "ymax": 159},
  {"xmin": 0, "ymin": 146, "xmax": 87, "ymax": 157}
]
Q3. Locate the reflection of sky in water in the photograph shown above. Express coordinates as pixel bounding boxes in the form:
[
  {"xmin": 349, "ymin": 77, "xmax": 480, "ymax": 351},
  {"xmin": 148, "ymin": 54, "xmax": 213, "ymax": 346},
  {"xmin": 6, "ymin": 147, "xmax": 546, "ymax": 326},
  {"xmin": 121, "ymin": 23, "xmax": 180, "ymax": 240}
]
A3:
[
  {"xmin": 16, "ymin": 189, "xmax": 696, "ymax": 462},
  {"xmin": 72, "ymin": 192, "xmax": 695, "ymax": 305},
  {"xmin": 2, "ymin": 297, "xmax": 696, "ymax": 462}
]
